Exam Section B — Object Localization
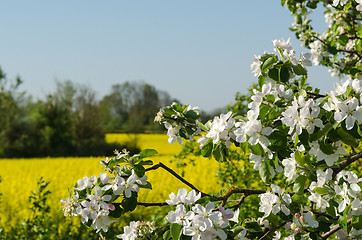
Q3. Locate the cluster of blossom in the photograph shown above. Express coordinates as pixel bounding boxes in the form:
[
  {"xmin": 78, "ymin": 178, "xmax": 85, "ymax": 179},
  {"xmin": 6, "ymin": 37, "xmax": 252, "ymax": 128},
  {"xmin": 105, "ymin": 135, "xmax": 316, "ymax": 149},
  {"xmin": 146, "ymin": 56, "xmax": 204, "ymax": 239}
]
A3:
[
  {"xmin": 117, "ymin": 220, "xmax": 156, "ymax": 240},
  {"xmin": 166, "ymin": 188, "xmax": 238, "ymax": 240},
  {"xmin": 258, "ymin": 184, "xmax": 292, "ymax": 218},
  {"xmin": 61, "ymin": 160, "xmax": 148, "ymax": 233},
  {"xmin": 155, "ymin": 102, "xmax": 201, "ymax": 144}
]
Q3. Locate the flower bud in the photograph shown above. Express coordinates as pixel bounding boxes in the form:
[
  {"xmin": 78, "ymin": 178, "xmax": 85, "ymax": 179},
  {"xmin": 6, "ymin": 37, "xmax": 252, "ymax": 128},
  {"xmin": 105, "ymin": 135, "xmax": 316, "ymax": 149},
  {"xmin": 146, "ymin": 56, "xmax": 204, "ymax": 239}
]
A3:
[
  {"xmin": 108, "ymin": 204, "xmax": 115, "ymax": 211},
  {"xmin": 294, "ymin": 213, "xmax": 300, "ymax": 218},
  {"xmin": 300, "ymin": 215, "xmax": 305, "ymax": 222},
  {"xmin": 290, "ymin": 223, "xmax": 297, "ymax": 230},
  {"xmin": 295, "ymin": 227, "xmax": 301, "ymax": 233}
]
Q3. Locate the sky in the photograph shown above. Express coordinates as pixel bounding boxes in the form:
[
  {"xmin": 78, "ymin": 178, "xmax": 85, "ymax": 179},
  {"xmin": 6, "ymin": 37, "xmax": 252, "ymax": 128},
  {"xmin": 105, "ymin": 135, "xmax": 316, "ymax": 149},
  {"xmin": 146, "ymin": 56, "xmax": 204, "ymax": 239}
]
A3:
[{"xmin": 0, "ymin": 1, "xmax": 334, "ymax": 112}]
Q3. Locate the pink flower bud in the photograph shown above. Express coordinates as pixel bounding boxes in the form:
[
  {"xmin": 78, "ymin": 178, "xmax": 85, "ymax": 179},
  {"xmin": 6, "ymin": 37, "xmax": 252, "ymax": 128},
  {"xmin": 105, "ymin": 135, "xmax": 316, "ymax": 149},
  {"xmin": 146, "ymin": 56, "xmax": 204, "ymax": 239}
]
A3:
[
  {"xmin": 294, "ymin": 213, "xmax": 300, "ymax": 218},
  {"xmin": 108, "ymin": 204, "xmax": 115, "ymax": 211},
  {"xmin": 300, "ymin": 216, "xmax": 305, "ymax": 221},
  {"xmin": 295, "ymin": 227, "xmax": 301, "ymax": 233}
]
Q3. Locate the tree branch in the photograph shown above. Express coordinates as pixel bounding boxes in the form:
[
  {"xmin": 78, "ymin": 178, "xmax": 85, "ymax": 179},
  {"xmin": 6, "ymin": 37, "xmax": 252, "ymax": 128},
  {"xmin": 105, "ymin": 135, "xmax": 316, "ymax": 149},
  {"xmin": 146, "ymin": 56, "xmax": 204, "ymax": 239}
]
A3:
[
  {"xmin": 259, "ymin": 222, "xmax": 287, "ymax": 240},
  {"xmin": 332, "ymin": 150, "xmax": 362, "ymax": 178}
]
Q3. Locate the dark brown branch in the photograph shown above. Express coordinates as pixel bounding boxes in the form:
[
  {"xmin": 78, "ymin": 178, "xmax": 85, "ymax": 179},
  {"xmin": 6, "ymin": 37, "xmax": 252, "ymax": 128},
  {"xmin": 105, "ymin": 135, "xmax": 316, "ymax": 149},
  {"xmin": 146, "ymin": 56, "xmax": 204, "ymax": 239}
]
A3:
[
  {"xmin": 137, "ymin": 202, "xmax": 169, "ymax": 207},
  {"xmin": 259, "ymin": 222, "xmax": 287, "ymax": 240},
  {"xmin": 145, "ymin": 162, "xmax": 220, "ymax": 199},
  {"xmin": 332, "ymin": 150, "xmax": 362, "ymax": 178}
]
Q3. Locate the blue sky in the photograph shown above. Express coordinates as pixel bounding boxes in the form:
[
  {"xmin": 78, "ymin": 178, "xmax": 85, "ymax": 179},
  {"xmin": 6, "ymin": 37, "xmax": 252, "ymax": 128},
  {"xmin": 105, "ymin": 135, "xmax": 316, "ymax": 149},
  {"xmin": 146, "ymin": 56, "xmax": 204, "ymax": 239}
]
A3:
[{"xmin": 0, "ymin": 1, "xmax": 333, "ymax": 112}]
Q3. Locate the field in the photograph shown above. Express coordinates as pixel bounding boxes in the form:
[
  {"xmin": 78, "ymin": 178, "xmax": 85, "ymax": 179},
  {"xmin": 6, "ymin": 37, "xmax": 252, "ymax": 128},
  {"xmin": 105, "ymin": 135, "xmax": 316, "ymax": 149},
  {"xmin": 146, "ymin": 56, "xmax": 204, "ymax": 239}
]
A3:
[{"xmin": 0, "ymin": 133, "xmax": 221, "ymax": 231}]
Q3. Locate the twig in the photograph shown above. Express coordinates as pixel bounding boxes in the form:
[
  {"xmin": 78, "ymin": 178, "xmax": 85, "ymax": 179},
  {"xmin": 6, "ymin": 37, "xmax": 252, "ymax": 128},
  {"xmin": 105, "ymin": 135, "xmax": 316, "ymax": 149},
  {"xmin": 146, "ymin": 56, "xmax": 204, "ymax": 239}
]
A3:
[
  {"xmin": 321, "ymin": 219, "xmax": 352, "ymax": 240},
  {"xmin": 260, "ymin": 221, "xmax": 287, "ymax": 240},
  {"xmin": 332, "ymin": 150, "xmax": 362, "ymax": 178}
]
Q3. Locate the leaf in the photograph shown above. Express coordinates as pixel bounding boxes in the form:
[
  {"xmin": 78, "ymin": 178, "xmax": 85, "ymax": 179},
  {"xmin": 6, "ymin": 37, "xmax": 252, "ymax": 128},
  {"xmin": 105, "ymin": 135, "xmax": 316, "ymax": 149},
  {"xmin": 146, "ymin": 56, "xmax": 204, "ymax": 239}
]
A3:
[
  {"xmin": 259, "ymin": 160, "xmax": 271, "ymax": 183},
  {"xmin": 163, "ymin": 230, "xmax": 171, "ymax": 240},
  {"xmin": 108, "ymin": 204, "xmax": 124, "ymax": 218},
  {"xmin": 313, "ymin": 187, "xmax": 329, "ymax": 195},
  {"xmin": 139, "ymin": 181, "xmax": 152, "ymax": 190},
  {"xmin": 306, "ymin": 1, "xmax": 318, "ymax": 8},
  {"xmin": 337, "ymin": 128, "xmax": 359, "ymax": 147},
  {"xmin": 212, "ymin": 143, "xmax": 228, "ymax": 162},
  {"xmin": 294, "ymin": 151, "xmax": 305, "ymax": 166},
  {"xmin": 261, "ymin": 55, "xmax": 278, "ymax": 72},
  {"xmin": 139, "ymin": 149, "xmax": 158, "ymax": 158},
  {"xmin": 122, "ymin": 193, "xmax": 138, "ymax": 212},
  {"xmin": 170, "ymin": 223, "xmax": 182, "ymax": 240},
  {"xmin": 268, "ymin": 68, "xmax": 279, "ymax": 81},
  {"xmin": 293, "ymin": 175, "xmax": 307, "ymax": 195},
  {"xmin": 108, "ymin": 157, "xmax": 126, "ymax": 169},
  {"xmin": 249, "ymin": 143, "xmax": 264, "ymax": 156},
  {"xmin": 310, "ymin": 123, "xmax": 332, "ymax": 141},
  {"xmin": 185, "ymin": 110, "xmax": 199, "ymax": 120},
  {"xmin": 292, "ymin": 64, "xmax": 307, "ymax": 75},
  {"xmin": 133, "ymin": 164, "xmax": 146, "ymax": 178},
  {"xmin": 280, "ymin": 66, "xmax": 290, "ymax": 83},
  {"xmin": 198, "ymin": 122, "xmax": 209, "ymax": 131},
  {"xmin": 139, "ymin": 160, "xmax": 153, "ymax": 166},
  {"xmin": 201, "ymin": 141, "xmax": 213, "ymax": 158},
  {"xmin": 352, "ymin": 215, "xmax": 362, "ymax": 230},
  {"xmin": 356, "ymin": 39, "xmax": 362, "ymax": 53}
]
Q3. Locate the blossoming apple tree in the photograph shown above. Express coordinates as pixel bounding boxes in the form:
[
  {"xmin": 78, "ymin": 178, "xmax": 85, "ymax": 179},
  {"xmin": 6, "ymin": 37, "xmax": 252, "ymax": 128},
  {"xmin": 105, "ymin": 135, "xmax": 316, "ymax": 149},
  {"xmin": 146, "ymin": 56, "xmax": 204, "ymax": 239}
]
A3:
[{"xmin": 62, "ymin": 0, "xmax": 362, "ymax": 239}]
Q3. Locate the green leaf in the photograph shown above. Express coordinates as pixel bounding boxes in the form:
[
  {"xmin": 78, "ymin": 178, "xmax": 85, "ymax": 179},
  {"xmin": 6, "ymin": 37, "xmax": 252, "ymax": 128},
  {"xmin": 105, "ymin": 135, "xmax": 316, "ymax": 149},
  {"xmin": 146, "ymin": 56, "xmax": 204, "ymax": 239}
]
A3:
[
  {"xmin": 352, "ymin": 215, "xmax": 362, "ymax": 230},
  {"xmin": 310, "ymin": 123, "xmax": 332, "ymax": 141},
  {"xmin": 294, "ymin": 151, "xmax": 305, "ymax": 166},
  {"xmin": 259, "ymin": 160, "xmax": 271, "ymax": 183},
  {"xmin": 201, "ymin": 141, "xmax": 213, "ymax": 158},
  {"xmin": 313, "ymin": 187, "xmax": 329, "ymax": 195},
  {"xmin": 185, "ymin": 110, "xmax": 199, "ymax": 120},
  {"xmin": 108, "ymin": 157, "xmax": 126, "ymax": 169},
  {"xmin": 258, "ymin": 75, "xmax": 265, "ymax": 88},
  {"xmin": 121, "ymin": 193, "xmax": 138, "ymax": 212},
  {"xmin": 163, "ymin": 230, "xmax": 171, "ymax": 240},
  {"xmin": 306, "ymin": 1, "xmax": 318, "ymax": 8},
  {"xmin": 108, "ymin": 204, "xmax": 124, "ymax": 218},
  {"xmin": 139, "ymin": 181, "xmax": 152, "ymax": 190},
  {"xmin": 261, "ymin": 55, "xmax": 278, "ymax": 72},
  {"xmin": 293, "ymin": 175, "xmax": 307, "ymax": 195},
  {"xmin": 249, "ymin": 143, "xmax": 264, "ymax": 156},
  {"xmin": 139, "ymin": 149, "xmax": 158, "ymax": 158},
  {"xmin": 320, "ymin": 138, "xmax": 335, "ymax": 155},
  {"xmin": 268, "ymin": 68, "xmax": 279, "ymax": 81},
  {"xmin": 212, "ymin": 143, "xmax": 228, "ymax": 162},
  {"xmin": 337, "ymin": 128, "xmax": 359, "ymax": 148},
  {"xmin": 133, "ymin": 164, "xmax": 146, "ymax": 178},
  {"xmin": 292, "ymin": 64, "xmax": 307, "ymax": 75},
  {"xmin": 170, "ymin": 223, "xmax": 182, "ymax": 240},
  {"xmin": 198, "ymin": 122, "xmax": 209, "ymax": 131},
  {"xmin": 280, "ymin": 66, "xmax": 290, "ymax": 82},
  {"xmin": 356, "ymin": 39, "xmax": 362, "ymax": 53},
  {"xmin": 139, "ymin": 160, "xmax": 153, "ymax": 166}
]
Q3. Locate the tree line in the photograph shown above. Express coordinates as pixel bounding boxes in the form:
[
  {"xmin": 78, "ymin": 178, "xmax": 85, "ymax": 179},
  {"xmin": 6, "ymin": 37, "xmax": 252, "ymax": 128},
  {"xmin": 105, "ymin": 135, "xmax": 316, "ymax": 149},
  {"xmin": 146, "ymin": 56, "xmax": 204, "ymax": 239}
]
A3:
[{"xmin": 0, "ymin": 67, "xmax": 178, "ymax": 158}]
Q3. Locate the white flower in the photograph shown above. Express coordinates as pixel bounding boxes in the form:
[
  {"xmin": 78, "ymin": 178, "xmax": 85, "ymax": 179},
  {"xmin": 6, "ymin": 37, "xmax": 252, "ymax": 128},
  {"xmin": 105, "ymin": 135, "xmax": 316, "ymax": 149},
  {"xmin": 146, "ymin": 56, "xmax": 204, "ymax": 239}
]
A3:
[
  {"xmin": 308, "ymin": 191, "xmax": 330, "ymax": 212},
  {"xmin": 309, "ymin": 168, "xmax": 333, "ymax": 190},
  {"xmin": 236, "ymin": 229, "xmax": 250, "ymax": 240},
  {"xmin": 123, "ymin": 173, "xmax": 140, "ymax": 198},
  {"xmin": 337, "ymin": 170, "xmax": 362, "ymax": 193},
  {"xmin": 251, "ymin": 55, "xmax": 262, "ymax": 77},
  {"xmin": 167, "ymin": 204, "xmax": 195, "ymax": 227},
  {"xmin": 303, "ymin": 211, "xmax": 319, "ymax": 228},
  {"xmin": 164, "ymin": 122, "xmax": 182, "ymax": 144},
  {"xmin": 182, "ymin": 189, "xmax": 202, "ymax": 204},
  {"xmin": 74, "ymin": 176, "xmax": 95, "ymax": 191},
  {"xmin": 333, "ymin": 0, "xmax": 348, "ymax": 7},
  {"xmin": 335, "ymin": 182, "xmax": 353, "ymax": 212},
  {"xmin": 259, "ymin": 192, "xmax": 279, "ymax": 217},
  {"xmin": 91, "ymin": 209, "xmax": 116, "ymax": 233},
  {"xmin": 282, "ymin": 153, "xmax": 298, "ymax": 182},
  {"xmin": 117, "ymin": 221, "xmax": 138, "ymax": 240},
  {"xmin": 357, "ymin": 0, "xmax": 362, "ymax": 12},
  {"xmin": 192, "ymin": 202, "xmax": 222, "ymax": 230},
  {"xmin": 309, "ymin": 141, "xmax": 346, "ymax": 167},
  {"xmin": 206, "ymin": 111, "xmax": 235, "ymax": 148},
  {"xmin": 166, "ymin": 188, "xmax": 188, "ymax": 205},
  {"xmin": 334, "ymin": 97, "xmax": 362, "ymax": 130}
]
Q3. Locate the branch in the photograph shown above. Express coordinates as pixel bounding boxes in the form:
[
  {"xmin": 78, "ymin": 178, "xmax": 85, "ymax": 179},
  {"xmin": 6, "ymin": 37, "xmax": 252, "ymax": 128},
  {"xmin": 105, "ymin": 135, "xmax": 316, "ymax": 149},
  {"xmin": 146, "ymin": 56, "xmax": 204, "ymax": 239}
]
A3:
[
  {"xmin": 259, "ymin": 222, "xmax": 287, "ymax": 240},
  {"xmin": 137, "ymin": 202, "xmax": 168, "ymax": 207},
  {"xmin": 145, "ymin": 162, "xmax": 220, "ymax": 200},
  {"xmin": 332, "ymin": 150, "xmax": 362, "ymax": 178},
  {"xmin": 321, "ymin": 219, "xmax": 352, "ymax": 240}
]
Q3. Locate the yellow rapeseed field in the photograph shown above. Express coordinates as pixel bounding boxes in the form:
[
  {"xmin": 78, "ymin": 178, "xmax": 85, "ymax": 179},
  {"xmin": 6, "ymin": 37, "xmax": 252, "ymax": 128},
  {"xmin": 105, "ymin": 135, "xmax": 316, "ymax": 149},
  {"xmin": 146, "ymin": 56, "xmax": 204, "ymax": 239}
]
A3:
[{"xmin": 0, "ymin": 134, "xmax": 221, "ymax": 228}]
